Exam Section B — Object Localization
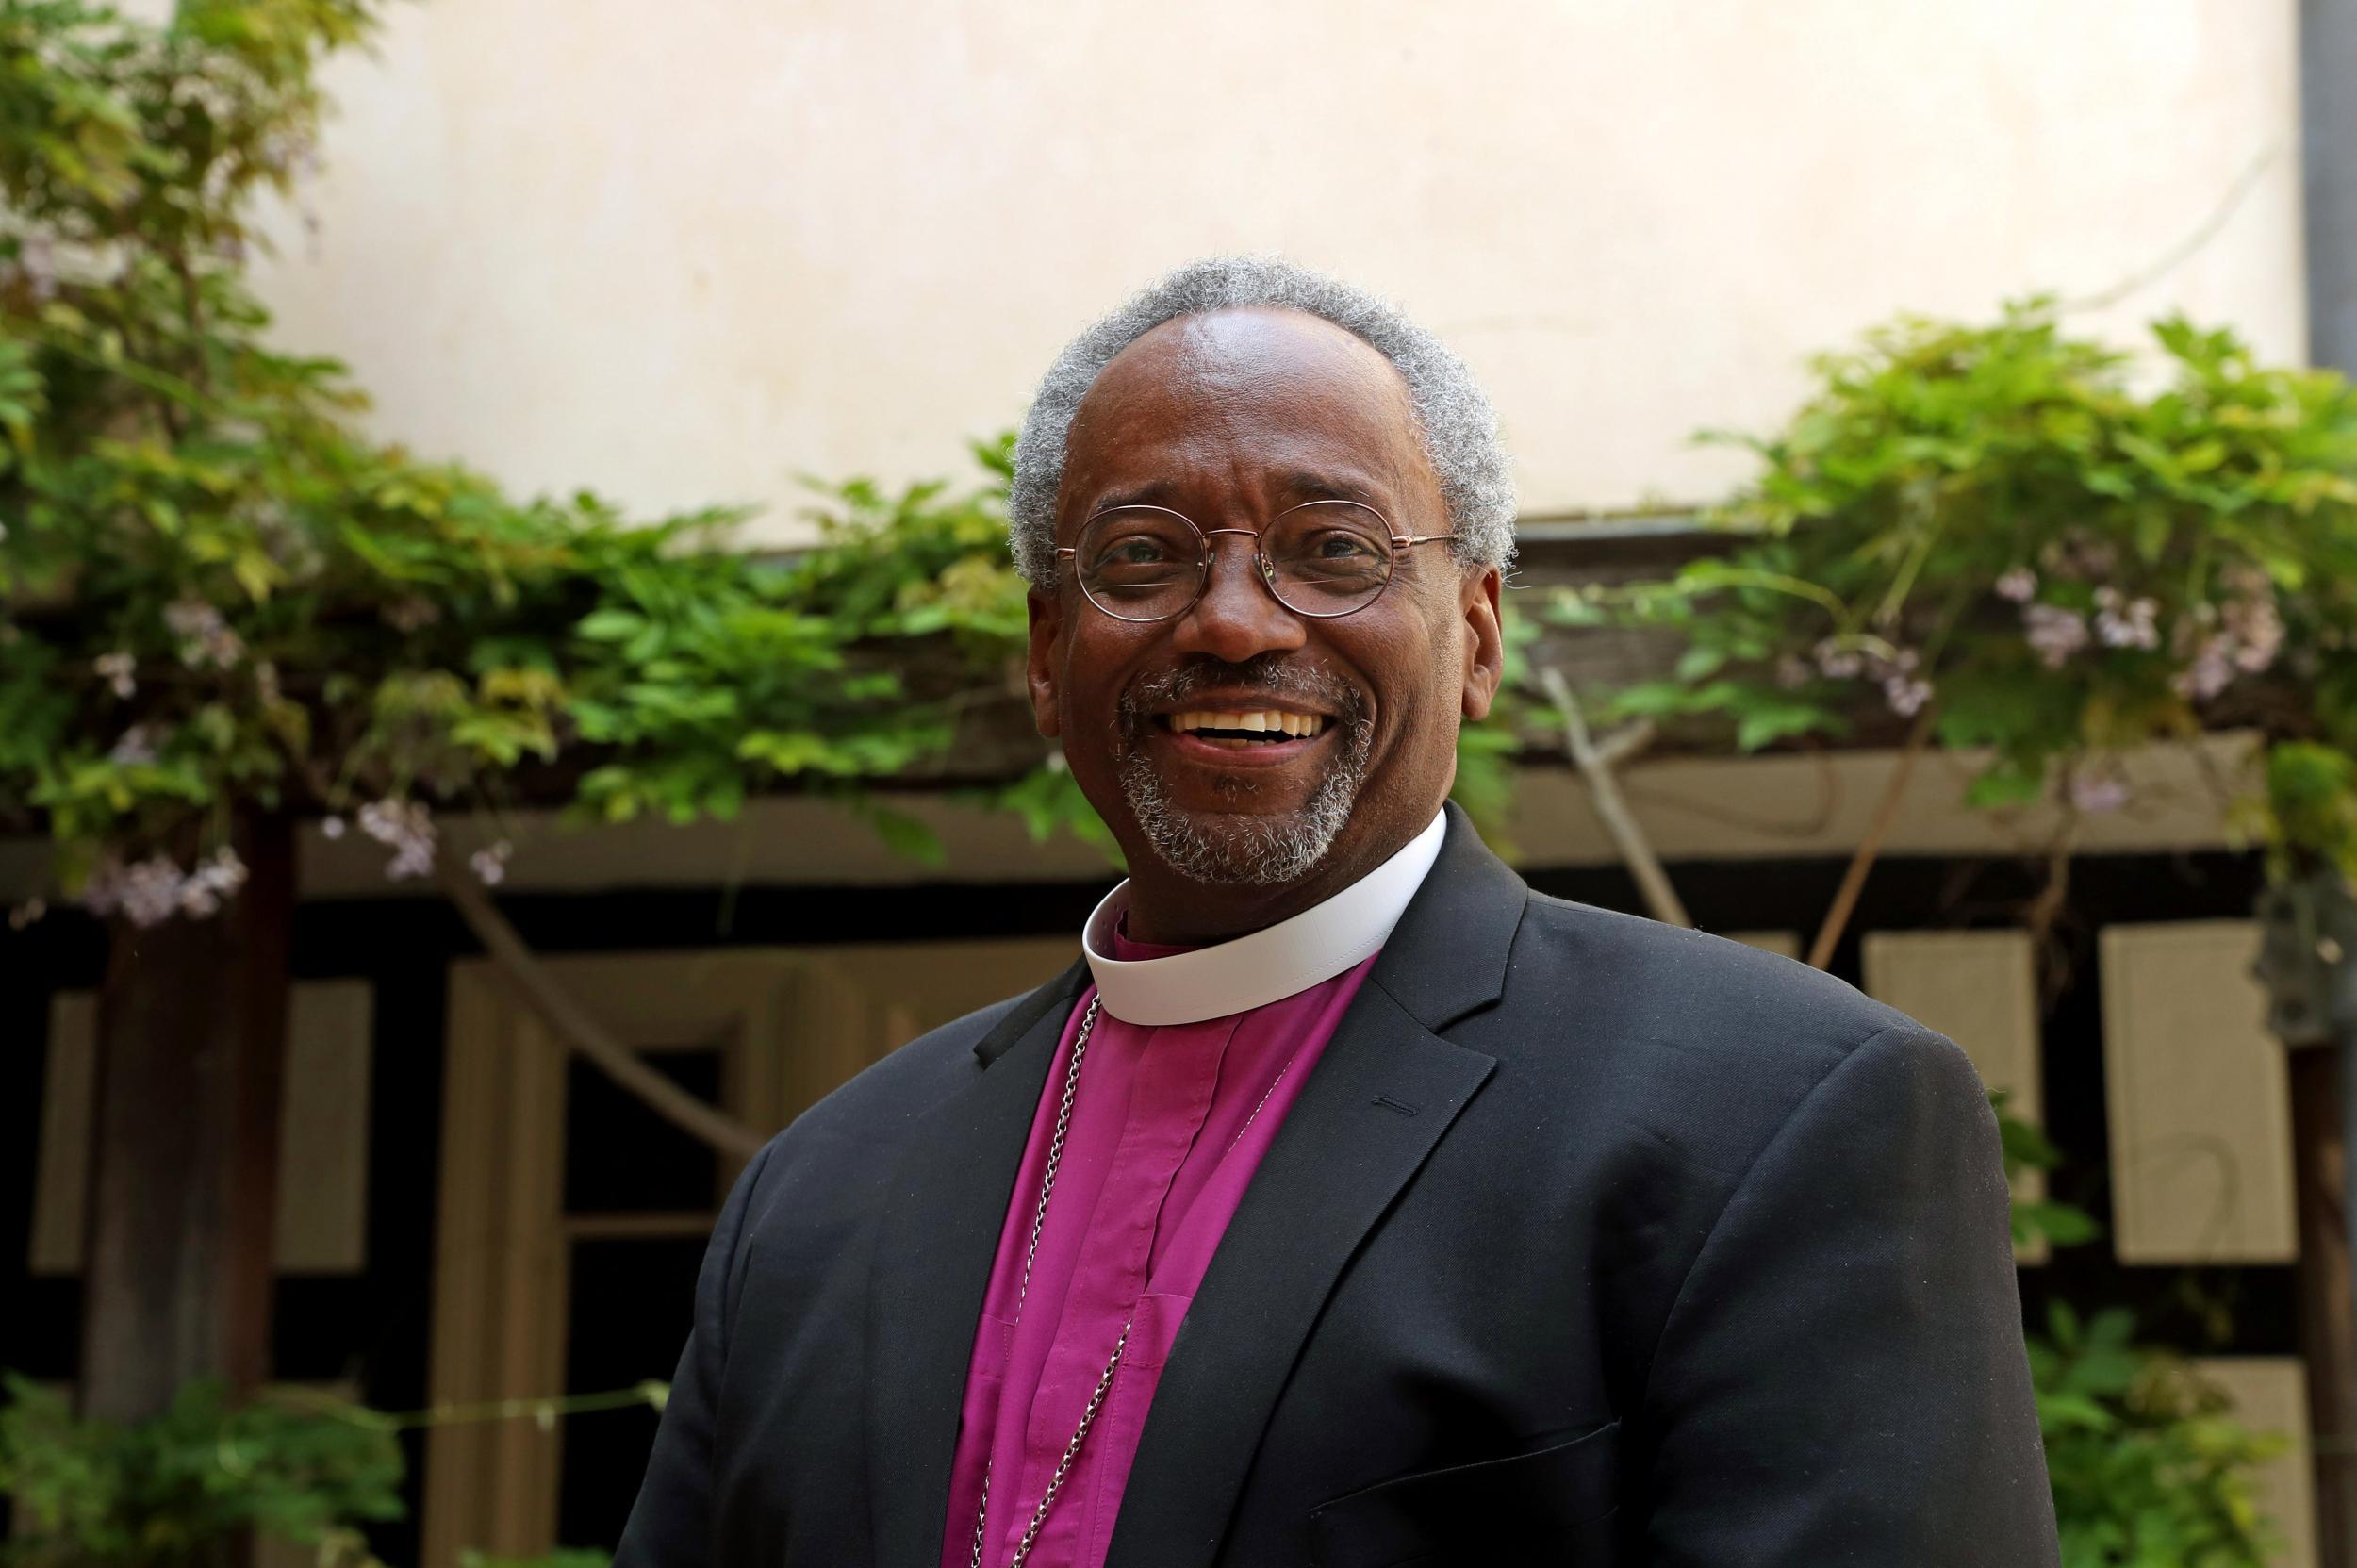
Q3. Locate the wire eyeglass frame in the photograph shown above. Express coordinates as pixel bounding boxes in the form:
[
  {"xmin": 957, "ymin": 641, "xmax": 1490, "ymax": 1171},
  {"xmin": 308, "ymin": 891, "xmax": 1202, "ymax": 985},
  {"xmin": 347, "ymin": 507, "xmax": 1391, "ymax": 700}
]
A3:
[{"xmin": 1051, "ymin": 499, "xmax": 1457, "ymax": 623}]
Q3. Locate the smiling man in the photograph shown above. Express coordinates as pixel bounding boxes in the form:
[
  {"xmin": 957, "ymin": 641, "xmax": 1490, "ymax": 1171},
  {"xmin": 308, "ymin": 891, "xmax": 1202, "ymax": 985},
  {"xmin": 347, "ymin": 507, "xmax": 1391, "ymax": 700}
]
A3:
[{"xmin": 616, "ymin": 258, "xmax": 2061, "ymax": 1568}]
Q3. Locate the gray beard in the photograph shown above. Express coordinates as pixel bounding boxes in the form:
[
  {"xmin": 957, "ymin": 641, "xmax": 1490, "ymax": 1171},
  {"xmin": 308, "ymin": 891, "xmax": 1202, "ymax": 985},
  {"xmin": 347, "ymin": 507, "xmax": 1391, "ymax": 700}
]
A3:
[{"xmin": 1113, "ymin": 662, "xmax": 1376, "ymax": 886}]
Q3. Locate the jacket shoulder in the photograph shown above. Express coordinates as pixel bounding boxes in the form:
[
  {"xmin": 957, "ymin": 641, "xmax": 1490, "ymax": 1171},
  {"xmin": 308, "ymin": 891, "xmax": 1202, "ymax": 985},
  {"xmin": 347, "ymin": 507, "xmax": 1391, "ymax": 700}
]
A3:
[
  {"xmin": 1488, "ymin": 893, "xmax": 1961, "ymax": 1190},
  {"xmin": 1510, "ymin": 890, "xmax": 1921, "ymax": 1072}
]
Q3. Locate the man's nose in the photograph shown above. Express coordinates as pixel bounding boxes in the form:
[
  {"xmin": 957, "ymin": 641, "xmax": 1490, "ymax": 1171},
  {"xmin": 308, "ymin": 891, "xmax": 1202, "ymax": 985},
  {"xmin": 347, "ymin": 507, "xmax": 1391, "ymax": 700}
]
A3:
[{"xmin": 1168, "ymin": 536, "xmax": 1307, "ymax": 663}]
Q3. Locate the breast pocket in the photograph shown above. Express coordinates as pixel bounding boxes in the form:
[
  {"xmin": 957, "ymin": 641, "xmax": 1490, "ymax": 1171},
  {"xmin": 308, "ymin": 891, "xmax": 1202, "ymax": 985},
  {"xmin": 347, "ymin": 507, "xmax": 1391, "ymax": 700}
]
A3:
[{"xmin": 1307, "ymin": 1418, "xmax": 1624, "ymax": 1568}]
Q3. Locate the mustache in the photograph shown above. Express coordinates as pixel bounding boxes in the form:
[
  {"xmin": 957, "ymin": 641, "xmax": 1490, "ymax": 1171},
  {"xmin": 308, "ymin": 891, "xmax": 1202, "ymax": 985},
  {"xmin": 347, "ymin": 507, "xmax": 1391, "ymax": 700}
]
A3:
[{"xmin": 1116, "ymin": 655, "xmax": 1368, "ymax": 734}]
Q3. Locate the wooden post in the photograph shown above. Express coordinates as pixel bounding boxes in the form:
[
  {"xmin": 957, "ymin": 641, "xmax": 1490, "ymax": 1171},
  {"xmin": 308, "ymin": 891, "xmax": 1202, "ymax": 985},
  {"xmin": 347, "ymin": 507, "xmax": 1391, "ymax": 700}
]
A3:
[
  {"xmin": 2291, "ymin": 1045, "xmax": 2357, "ymax": 1565},
  {"xmin": 78, "ymin": 812, "xmax": 294, "ymax": 1421}
]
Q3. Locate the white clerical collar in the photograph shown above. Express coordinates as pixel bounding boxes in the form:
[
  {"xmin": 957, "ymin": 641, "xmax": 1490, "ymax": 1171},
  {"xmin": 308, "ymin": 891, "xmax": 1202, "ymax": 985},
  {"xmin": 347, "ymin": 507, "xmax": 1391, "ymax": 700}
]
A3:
[{"xmin": 1081, "ymin": 811, "xmax": 1447, "ymax": 1026}]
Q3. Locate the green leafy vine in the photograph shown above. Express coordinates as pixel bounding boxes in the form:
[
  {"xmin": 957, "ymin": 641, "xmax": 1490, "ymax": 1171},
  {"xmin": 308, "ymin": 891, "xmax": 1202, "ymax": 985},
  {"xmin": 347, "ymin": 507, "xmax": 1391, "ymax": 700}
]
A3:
[{"xmin": 1568, "ymin": 304, "xmax": 2357, "ymax": 881}]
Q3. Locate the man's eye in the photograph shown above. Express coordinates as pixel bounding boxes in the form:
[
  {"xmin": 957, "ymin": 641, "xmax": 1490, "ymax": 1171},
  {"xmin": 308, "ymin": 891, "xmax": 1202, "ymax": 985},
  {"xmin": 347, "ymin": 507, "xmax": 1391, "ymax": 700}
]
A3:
[
  {"xmin": 1100, "ymin": 536, "xmax": 1169, "ymax": 567},
  {"xmin": 1310, "ymin": 532, "xmax": 1381, "ymax": 560}
]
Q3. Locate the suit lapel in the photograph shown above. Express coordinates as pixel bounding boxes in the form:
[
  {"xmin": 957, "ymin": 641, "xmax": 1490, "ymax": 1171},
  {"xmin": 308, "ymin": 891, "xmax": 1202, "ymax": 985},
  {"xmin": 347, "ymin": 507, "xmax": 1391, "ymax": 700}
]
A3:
[
  {"xmin": 1102, "ymin": 805, "xmax": 1527, "ymax": 1568},
  {"xmin": 865, "ymin": 958, "xmax": 1086, "ymax": 1568}
]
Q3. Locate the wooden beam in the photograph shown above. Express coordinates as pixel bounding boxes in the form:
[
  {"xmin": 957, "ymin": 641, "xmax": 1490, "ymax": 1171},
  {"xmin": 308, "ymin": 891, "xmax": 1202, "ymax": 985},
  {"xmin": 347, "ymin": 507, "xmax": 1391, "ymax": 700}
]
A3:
[
  {"xmin": 78, "ymin": 812, "xmax": 294, "ymax": 1421},
  {"xmin": 2289, "ymin": 1046, "xmax": 2357, "ymax": 1564},
  {"xmin": 436, "ymin": 863, "xmax": 765, "ymax": 1159}
]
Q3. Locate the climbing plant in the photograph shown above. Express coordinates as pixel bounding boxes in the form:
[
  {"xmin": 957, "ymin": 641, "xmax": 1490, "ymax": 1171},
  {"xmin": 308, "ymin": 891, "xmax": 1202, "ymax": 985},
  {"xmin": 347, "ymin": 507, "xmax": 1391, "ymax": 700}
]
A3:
[
  {"xmin": 0, "ymin": 1374, "xmax": 403, "ymax": 1568},
  {"xmin": 1567, "ymin": 303, "xmax": 2357, "ymax": 885},
  {"xmin": 0, "ymin": 1372, "xmax": 635, "ymax": 1568},
  {"xmin": 0, "ymin": 0, "xmax": 1112, "ymax": 923}
]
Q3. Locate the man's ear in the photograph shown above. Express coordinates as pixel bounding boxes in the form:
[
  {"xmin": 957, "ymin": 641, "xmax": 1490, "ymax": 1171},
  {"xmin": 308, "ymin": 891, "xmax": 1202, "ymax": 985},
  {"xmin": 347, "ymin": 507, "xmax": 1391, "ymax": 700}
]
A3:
[
  {"xmin": 1459, "ymin": 567, "xmax": 1506, "ymax": 722},
  {"xmin": 1026, "ymin": 586, "xmax": 1063, "ymax": 738}
]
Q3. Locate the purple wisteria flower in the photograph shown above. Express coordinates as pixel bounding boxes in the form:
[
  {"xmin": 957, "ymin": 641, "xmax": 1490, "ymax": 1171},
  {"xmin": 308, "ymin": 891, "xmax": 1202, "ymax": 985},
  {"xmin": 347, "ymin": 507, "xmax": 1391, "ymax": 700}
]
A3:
[
  {"xmin": 2023, "ymin": 603, "xmax": 2089, "ymax": 669},
  {"xmin": 358, "ymin": 798, "xmax": 437, "ymax": 880},
  {"xmin": 2168, "ymin": 565, "xmax": 2283, "ymax": 701},
  {"xmin": 2093, "ymin": 587, "xmax": 2160, "ymax": 651},
  {"xmin": 175, "ymin": 846, "xmax": 251, "ymax": 918},
  {"xmin": 104, "ymin": 857, "xmax": 184, "ymax": 927},
  {"xmin": 2173, "ymin": 638, "xmax": 2235, "ymax": 701},
  {"xmin": 93, "ymin": 651, "xmax": 137, "ymax": 699},
  {"xmin": 470, "ymin": 839, "xmax": 515, "ymax": 885},
  {"xmin": 1809, "ymin": 639, "xmax": 1937, "ymax": 716},
  {"xmin": 79, "ymin": 846, "xmax": 249, "ymax": 927},
  {"xmin": 1995, "ymin": 568, "xmax": 2037, "ymax": 603},
  {"xmin": 1812, "ymin": 639, "xmax": 1866, "ymax": 680},
  {"xmin": 2068, "ymin": 772, "xmax": 2131, "ymax": 815},
  {"xmin": 163, "ymin": 597, "xmax": 244, "ymax": 668},
  {"xmin": 1884, "ymin": 674, "xmax": 1935, "ymax": 717},
  {"xmin": 107, "ymin": 724, "xmax": 160, "ymax": 766}
]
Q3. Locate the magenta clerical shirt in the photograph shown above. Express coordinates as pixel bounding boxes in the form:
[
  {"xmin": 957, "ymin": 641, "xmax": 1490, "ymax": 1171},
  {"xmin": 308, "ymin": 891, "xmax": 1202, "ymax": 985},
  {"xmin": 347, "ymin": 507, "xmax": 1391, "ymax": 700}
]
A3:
[{"xmin": 939, "ymin": 933, "xmax": 1378, "ymax": 1568}]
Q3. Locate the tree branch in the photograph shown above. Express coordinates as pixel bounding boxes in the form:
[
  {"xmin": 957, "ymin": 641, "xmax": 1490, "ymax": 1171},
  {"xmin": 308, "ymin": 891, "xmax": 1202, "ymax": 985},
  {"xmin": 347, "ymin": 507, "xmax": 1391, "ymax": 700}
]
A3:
[
  {"xmin": 1805, "ymin": 706, "xmax": 1937, "ymax": 969},
  {"xmin": 437, "ymin": 861, "xmax": 767, "ymax": 1159},
  {"xmin": 2019, "ymin": 819, "xmax": 2080, "ymax": 1000},
  {"xmin": 1537, "ymin": 667, "xmax": 1691, "ymax": 928}
]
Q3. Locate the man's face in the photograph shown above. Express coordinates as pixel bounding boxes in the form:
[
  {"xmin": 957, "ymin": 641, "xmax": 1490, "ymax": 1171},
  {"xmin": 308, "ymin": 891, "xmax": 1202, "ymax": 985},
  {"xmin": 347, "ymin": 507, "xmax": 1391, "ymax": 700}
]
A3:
[{"xmin": 1026, "ymin": 307, "xmax": 1504, "ymax": 903}]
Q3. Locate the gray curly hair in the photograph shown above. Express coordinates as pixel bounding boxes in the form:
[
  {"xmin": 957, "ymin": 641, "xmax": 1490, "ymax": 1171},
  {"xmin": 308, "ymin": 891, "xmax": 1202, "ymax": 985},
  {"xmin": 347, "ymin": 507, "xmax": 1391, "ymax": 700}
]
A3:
[{"xmin": 1007, "ymin": 256, "xmax": 1516, "ymax": 586}]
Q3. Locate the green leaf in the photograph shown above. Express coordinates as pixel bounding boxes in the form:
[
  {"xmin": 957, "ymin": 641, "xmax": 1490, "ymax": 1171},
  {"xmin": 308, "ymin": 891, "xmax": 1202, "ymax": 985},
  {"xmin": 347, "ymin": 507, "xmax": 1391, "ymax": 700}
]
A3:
[
  {"xmin": 2015, "ymin": 1201, "xmax": 2101, "ymax": 1247},
  {"xmin": 1727, "ymin": 689, "xmax": 1844, "ymax": 751},
  {"xmin": 740, "ymin": 731, "xmax": 853, "ymax": 773},
  {"xmin": 1674, "ymin": 644, "xmax": 1728, "ymax": 681},
  {"xmin": 575, "ymin": 609, "xmax": 647, "ymax": 642},
  {"xmin": 1965, "ymin": 764, "xmax": 2048, "ymax": 810},
  {"xmin": 855, "ymin": 803, "xmax": 945, "ymax": 867},
  {"xmin": 1603, "ymin": 680, "xmax": 1701, "ymax": 720}
]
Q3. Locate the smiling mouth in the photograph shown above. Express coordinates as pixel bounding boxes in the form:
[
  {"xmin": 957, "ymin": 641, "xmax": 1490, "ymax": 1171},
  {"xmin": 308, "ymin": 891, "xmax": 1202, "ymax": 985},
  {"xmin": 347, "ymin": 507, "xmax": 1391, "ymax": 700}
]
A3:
[{"xmin": 1158, "ymin": 709, "xmax": 1328, "ymax": 750}]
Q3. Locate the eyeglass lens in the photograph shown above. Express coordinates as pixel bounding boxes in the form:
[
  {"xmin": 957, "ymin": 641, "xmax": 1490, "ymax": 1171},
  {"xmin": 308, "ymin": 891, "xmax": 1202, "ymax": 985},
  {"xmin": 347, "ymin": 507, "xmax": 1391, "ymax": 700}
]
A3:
[{"xmin": 1075, "ymin": 502, "xmax": 1393, "ymax": 621}]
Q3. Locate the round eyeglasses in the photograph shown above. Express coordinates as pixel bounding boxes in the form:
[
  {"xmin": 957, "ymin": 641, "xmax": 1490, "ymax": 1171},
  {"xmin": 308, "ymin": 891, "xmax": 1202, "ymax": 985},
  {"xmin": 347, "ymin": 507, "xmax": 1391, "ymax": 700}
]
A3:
[{"xmin": 1053, "ymin": 500, "xmax": 1457, "ymax": 623}]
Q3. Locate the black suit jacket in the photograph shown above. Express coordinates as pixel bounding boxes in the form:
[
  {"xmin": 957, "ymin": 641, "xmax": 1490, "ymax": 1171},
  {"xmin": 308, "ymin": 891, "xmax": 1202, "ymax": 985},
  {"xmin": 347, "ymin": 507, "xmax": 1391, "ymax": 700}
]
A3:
[{"xmin": 617, "ymin": 805, "xmax": 2061, "ymax": 1566}]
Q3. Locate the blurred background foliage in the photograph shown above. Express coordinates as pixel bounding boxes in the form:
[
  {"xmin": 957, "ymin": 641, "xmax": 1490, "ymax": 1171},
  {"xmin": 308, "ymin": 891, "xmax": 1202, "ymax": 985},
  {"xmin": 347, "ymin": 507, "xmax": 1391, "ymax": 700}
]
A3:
[
  {"xmin": 1568, "ymin": 305, "xmax": 2357, "ymax": 881},
  {"xmin": 0, "ymin": 1373, "xmax": 623, "ymax": 1568},
  {"xmin": 2000, "ymin": 1098, "xmax": 2283, "ymax": 1566},
  {"xmin": 0, "ymin": 1374, "xmax": 403, "ymax": 1568}
]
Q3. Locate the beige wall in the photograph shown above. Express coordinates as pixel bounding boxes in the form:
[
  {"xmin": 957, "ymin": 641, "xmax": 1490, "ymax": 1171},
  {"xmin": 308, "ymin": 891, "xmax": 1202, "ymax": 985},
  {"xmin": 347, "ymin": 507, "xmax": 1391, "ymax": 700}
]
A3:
[{"xmin": 247, "ymin": 1, "xmax": 2303, "ymax": 545}]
